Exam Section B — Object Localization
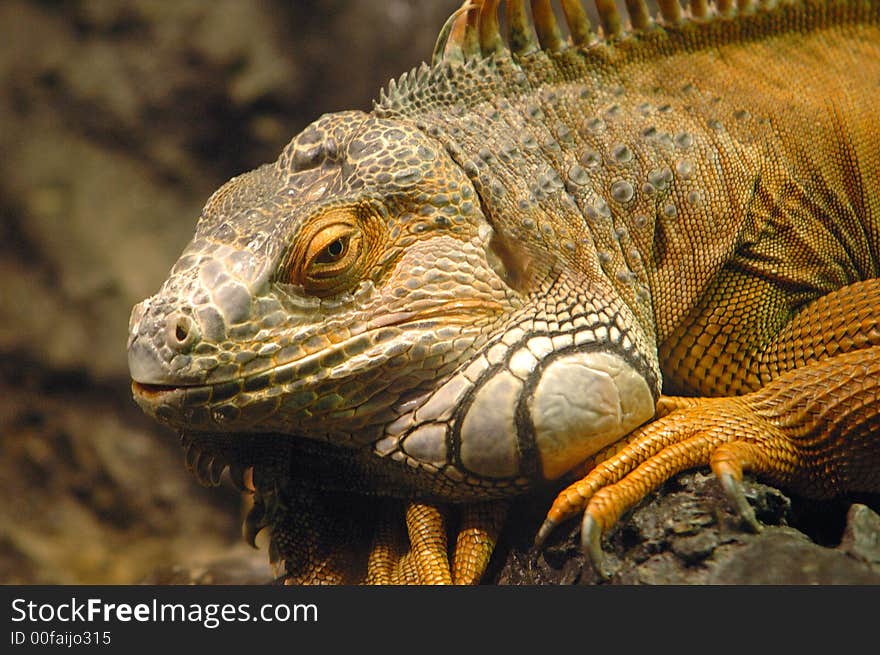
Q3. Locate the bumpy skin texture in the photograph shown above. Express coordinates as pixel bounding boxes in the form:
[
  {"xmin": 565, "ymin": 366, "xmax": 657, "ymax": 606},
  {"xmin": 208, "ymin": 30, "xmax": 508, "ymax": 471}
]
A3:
[{"xmin": 129, "ymin": 0, "xmax": 880, "ymax": 584}]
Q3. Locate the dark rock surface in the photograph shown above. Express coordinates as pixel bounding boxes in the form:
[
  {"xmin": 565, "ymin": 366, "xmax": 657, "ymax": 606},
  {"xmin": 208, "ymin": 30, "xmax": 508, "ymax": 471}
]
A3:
[
  {"xmin": 1, "ymin": 0, "xmax": 877, "ymax": 585},
  {"xmin": 493, "ymin": 473, "xmax": 880, "ymax": 585}
]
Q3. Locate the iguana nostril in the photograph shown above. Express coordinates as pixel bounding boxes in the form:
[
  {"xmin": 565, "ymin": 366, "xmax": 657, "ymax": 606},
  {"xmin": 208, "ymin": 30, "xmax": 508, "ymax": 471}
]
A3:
[{"xmin": 166, "ymin": 313, "xmax": 198, "ymax": 351}]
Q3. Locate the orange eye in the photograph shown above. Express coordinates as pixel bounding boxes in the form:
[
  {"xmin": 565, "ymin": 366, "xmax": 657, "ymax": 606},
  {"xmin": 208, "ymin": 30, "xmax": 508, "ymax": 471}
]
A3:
[{"xmin": 292, "ymin": 219, "xmax": 363, "ymax": 296}]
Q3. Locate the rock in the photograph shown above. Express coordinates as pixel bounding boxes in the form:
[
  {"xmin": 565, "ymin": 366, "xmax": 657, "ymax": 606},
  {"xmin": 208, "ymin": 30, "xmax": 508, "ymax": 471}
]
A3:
[
  {"xmin": 493, "ymin": 472, "xmax": 880, "ymax": 585},
  {"xmin": 839, "ymin": 504, "xmax": 880, "ymax": 569},
  {"xmin": 708, "ymin": 528, "xmax": 880, "ymax": 584}
]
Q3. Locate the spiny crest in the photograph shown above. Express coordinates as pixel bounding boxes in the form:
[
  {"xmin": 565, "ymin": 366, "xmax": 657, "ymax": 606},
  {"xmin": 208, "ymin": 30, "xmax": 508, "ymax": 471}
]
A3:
[
  {"xmin": 374, "ymin": 0, "xmax": 812, "ymax": 113},
  {"xmin": 430, "ymin": 0, "xmax": 780, "ymax": 62}
]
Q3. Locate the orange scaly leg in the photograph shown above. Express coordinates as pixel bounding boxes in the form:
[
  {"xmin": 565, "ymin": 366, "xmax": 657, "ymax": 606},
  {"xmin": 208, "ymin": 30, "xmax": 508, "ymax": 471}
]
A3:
[{"xmin": 540, "ymin": 346, "xmax": 880, "ymax": 578}]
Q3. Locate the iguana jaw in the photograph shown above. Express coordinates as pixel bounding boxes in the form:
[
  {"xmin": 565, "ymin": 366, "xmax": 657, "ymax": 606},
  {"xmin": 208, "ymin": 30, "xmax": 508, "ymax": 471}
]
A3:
[{"xmin": 131, "ymin": 294, "xmax": 657, "ymax": 502}]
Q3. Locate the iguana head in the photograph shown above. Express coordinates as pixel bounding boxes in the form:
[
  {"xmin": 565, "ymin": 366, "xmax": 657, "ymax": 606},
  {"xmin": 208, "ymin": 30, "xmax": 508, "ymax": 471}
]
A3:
[
  {"xmin": 130, "ymin": 111, "xmax": 512, "ymax": 491},
  {"xmin": 130, "ymin": 105, "xmax": 657, "ymax": 500}
]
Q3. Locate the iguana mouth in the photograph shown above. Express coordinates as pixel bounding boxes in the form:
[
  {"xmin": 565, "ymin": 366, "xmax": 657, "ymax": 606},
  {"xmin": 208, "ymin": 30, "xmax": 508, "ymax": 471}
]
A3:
[
  {"xmin": 130, "ymin": 298, "xmax": 504, "ymax": 435},
  {"xmin": 132, "ymin": 381, "xmax": 179, "ymax": 395}
]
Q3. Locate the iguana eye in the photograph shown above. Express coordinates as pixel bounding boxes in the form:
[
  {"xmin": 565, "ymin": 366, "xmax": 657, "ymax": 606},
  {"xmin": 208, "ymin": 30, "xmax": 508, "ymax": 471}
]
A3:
[{"xmin": 292, "ymin": 219, "xmax": 363, "ymax": 297}]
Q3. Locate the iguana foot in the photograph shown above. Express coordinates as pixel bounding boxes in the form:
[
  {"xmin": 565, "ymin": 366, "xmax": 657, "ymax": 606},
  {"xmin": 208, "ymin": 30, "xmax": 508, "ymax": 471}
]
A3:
[
  {"xmin": 537, "ymin": 346, "xmax": 880, "ymax": 578},
  {"xmin": 365, "ymin": 500, "xmax": 507, "ymax": 584},
  {"xmin": 365, "ymin": 501, "xmax": 453, "ymax": 584},
  {"xmin": 537, "ymin": 394, "xmax": 793, "ymax": 577},
  {"xmin": 263, "ymin": 482, "xmax": 508, "ymax": 585},
  {"xmin": 452, "ymin": 501, "xmax": 509, "ymax": 584}
]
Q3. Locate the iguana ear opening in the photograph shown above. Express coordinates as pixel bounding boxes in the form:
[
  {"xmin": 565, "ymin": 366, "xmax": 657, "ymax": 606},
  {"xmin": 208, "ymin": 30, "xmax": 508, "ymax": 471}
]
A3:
[{"xmin": 480, "ymin": 222, "xmax": 532, "ymax": 294}]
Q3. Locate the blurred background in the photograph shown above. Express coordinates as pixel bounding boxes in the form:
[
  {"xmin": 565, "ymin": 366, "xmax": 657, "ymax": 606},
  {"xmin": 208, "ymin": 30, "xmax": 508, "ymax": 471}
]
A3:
[{"xmin": 0, "ymin": 0, "xmax": 460, "ymax": 584}]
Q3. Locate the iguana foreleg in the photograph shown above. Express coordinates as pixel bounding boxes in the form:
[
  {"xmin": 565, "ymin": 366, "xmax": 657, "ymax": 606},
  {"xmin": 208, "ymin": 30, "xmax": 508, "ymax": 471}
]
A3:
[{"xmin": 540, "ymin": 279, "xmax": 880, "ymax": 576}]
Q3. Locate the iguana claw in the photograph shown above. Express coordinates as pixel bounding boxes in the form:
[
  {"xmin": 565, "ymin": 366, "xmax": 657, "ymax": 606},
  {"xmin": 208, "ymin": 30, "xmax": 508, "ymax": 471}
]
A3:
[
  {"xmin": 580, "ymin": 513, "xmax": 611, "ymax": 580},
  {"xmin": 717, "ymin": 471, "xmax": 763, "ymax": 534}
]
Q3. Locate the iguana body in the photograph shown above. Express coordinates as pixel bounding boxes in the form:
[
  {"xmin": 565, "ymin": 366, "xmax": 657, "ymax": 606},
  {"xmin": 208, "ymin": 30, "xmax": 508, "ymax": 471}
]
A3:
[{"xmin": 128, "ymin": 0, "xmax": 880, "ymax": 584}]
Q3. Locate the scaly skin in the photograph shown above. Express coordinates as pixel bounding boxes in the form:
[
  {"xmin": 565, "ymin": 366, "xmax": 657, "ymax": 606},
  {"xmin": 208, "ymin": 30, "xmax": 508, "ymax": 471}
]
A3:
[{"xmin": 128, "ymin": 0, "xmax": 880, "ymax": 584}]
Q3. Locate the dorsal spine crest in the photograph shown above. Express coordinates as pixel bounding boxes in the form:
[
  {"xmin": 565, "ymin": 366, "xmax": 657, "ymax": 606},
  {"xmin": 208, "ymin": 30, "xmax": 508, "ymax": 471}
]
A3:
[{"xmin": 375, "ymin": 0, "xmax": 879, "ymax": 118}]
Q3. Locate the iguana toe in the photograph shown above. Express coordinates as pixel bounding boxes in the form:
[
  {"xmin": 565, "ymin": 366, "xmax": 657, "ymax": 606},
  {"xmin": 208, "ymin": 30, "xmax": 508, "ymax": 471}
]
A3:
[{"xmin": 451, "ymin": 501, "xmax": 508, "ymax": 585}]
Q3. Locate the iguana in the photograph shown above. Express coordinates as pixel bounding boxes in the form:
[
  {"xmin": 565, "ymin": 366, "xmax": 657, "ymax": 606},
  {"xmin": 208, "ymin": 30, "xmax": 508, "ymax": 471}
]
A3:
[{"xmin": 128, "ymin": 0, "xmax": 880, "ymax": 584}]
